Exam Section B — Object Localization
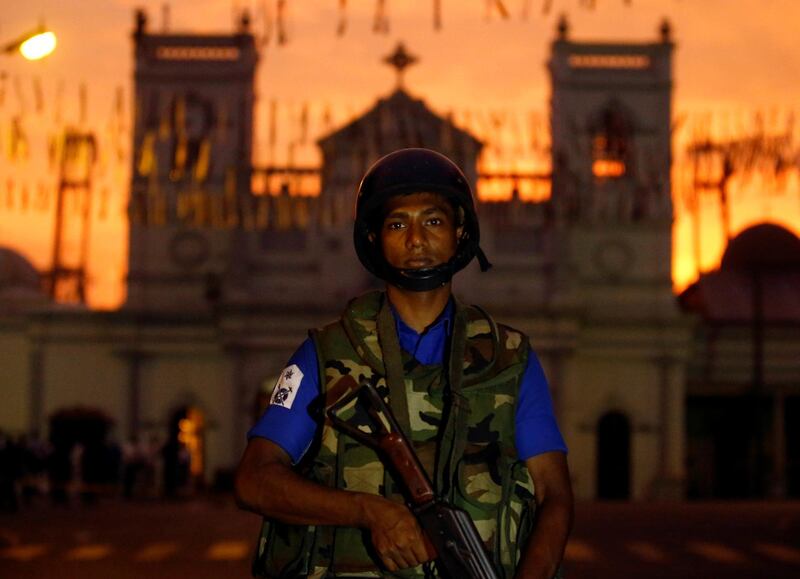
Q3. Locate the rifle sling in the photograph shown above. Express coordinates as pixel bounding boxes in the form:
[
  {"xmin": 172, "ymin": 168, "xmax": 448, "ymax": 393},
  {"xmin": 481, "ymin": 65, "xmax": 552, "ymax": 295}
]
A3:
[{"xmin": 376, "ymin": 295, "xmax": 413, "ymax": 441}]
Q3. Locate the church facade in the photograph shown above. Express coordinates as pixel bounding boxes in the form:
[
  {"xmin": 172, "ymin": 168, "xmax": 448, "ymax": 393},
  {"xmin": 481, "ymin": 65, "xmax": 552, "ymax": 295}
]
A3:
[{"xmin": 9, "ymin": 12, "xmax": 797, "ymax": 502}]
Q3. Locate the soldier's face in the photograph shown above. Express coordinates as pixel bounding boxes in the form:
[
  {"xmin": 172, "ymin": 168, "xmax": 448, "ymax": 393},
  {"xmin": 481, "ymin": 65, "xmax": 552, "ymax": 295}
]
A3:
[{"xmin": 378, "ymin": 192, "xmax": 462, "ymax": 270}]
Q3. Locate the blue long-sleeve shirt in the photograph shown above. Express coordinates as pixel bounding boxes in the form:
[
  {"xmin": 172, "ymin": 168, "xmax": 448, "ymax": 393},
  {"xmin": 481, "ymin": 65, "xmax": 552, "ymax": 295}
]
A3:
[{"xmin": 249, "ymin": 301, "xmax": 567, "ymax": 463}]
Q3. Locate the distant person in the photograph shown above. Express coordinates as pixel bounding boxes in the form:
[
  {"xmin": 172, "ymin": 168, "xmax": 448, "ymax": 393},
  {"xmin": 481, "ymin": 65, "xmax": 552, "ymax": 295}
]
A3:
[
  {"xmin": 19, "ymin": 434, "xmax": 50, "ymax": 506},
  {"xmin": 236, "ymin": 149, "xmax": 573, "ymax": 578},
  {"xmin": 162, "ymin": 419, "xmax": 191, "ymax": 499},
  {"xmin": 123, "ymin": 436, "xmax": 146, "ymax": 499},
  {"xmin": 0, "ymin": 431, "xmax": 21, "ymax": 512},
  {"xmin": 47, "ymin": 441, "xmax": 72, "ymax": 505}
]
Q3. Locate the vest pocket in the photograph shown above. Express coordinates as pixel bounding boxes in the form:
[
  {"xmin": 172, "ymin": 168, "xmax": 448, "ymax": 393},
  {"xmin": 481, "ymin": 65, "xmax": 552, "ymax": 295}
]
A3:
[
  {"xmin": 454, "ymin": 442, "xmax": 506, "ymax": 547},
  {"xmin": 453, "ymin": 453, "xmax": 534, "ymax": 578}
]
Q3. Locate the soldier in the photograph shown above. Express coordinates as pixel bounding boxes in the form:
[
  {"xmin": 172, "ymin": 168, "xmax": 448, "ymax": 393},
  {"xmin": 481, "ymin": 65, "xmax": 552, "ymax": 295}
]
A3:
[{"xmin": 236, "ymin": 148, "xmax": 573, "ymax": 578}]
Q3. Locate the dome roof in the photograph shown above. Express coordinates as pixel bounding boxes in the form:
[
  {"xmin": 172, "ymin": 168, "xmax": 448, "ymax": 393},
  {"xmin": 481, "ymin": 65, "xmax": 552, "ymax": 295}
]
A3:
[
  {"xmin": 0, "ymin": 247, "xmax": 42, "ymax": 290},
  {"xmin": 720, "ymin": 223, "xmax": 800, "ymax": 271},
  {"xmin": 0, "ymin": 247, "xmax": 49, "ymax": 314},
  {"xmin": 680, "ymin": 223, "xmax": 800, "ymax": 323}
]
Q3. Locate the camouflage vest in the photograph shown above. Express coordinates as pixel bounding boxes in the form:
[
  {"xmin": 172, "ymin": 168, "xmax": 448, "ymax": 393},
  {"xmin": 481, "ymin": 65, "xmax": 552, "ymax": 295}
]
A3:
[{"xmin": 253, "ymin": 291, "xmax": 535, "ymax": 579}]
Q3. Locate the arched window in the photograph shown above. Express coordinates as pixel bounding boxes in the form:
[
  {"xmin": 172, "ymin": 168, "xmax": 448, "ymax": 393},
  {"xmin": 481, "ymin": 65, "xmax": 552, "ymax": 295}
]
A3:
[
  {"xmin": 591, "ymin": 107, "xmax": 630, "ymax": 181},
  {"xmin": 596, "ymin": 411, "xmax": 631, "ymax": 499}
]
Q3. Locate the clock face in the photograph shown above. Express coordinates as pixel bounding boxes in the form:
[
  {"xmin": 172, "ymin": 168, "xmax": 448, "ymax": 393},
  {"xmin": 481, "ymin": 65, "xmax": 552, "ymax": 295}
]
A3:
[
  {"xmin": 169, "ymin": 230, "xmax": 211, "ymax": 268},
  {"xmin": 592, "ymin": 238, "xmax": 634, "ymax": 279}
]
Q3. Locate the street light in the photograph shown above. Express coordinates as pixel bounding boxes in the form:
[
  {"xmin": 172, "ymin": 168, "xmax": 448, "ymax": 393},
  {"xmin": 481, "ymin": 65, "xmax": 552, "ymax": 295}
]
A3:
[{"xmin": 3, "ymin": 26, "xmax": 57, "ymax": 61}]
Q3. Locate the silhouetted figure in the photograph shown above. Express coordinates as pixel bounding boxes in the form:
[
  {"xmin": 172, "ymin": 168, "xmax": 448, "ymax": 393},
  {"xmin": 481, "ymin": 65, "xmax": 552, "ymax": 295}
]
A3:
[
  {"xmin": 0, "ymin": 431, "xmax": 22, "ymax": 512},
  {"xmin": 161, "ymin": 438, "xmax": 189, "ymax": 498},
  {"xmin": 123, "ymin": 436, "xmax": 147, "ymax": 499}
]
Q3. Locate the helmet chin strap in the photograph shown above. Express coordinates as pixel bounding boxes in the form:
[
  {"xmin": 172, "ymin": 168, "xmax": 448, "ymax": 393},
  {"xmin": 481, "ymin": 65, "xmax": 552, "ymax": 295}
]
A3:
[
  {"xmin": 475, "ymin": 247, "xmax": 493, "ymax": 272},
  {"xmin": 374, "ymin": 237, "xmax": 492, "ymax": 292},
  {"xmin": 383, "ymin": 263, "xmax": 456, "ymax": 292}
]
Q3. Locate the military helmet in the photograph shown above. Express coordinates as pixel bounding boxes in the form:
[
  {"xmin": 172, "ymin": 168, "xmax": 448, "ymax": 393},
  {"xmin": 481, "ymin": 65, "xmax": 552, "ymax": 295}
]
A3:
[{"xmin": 353, "ymin": 148, "xmax": 491, "ymax": 292}]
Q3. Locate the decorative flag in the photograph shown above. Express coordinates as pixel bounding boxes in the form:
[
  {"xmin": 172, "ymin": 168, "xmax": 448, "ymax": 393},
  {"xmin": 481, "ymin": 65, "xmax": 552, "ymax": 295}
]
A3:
[
  {"xmin": 171, "ymin": 95, "xmax": 187, "ymax": 180},
  {"xmin": 13, "ymin": 76, "xmax": 25, "ymax": 115},
  {"xmin": 114, "ymin": 86, "xmax": 126, "ymax": 162},
  {"xmin": 299, "ymin": 102, "xmax": 309, "ymax": 144},
  {"xmin": 159, "ymin": 99, "xmax": 171, "ymax": 140},
  {"xmin": 322, "ymin": 104, "xmax": 332, "ymax": 130},
  {"xmin": 520, "ymin": 0, "xmax": 531, "ymax": 19},
  {"xmin": 11, "ymin": 116, "xmax": 29, "ymax": 161},
  {"xmin": 494, "ymin": 0, "xmax": 510, "ymax": 19},
  {"xmin": 193, "ymin": 137, "xmax": 211, "ymax": 183},
  {"xmin": 277, "ymin": 0, "xmax": 288, "ymax": 45},
  {"xmin": 6, "ymin": 179, "xmax": 14, "ymax": 209},
  {"xmin": 33, "ymin": 77, "xmax": 44, "ymax": 114},
  {"xmin": 268, "ymin": 99, "xmax": 277, "ymax": 162},
  {"xmin": 485, "ymin": 0, "xmax": 510, "ymax": 20},
  {"xmin": 261, "ymin": 0, "xmax": 273, "ymax": 46},
  {"xmin": 172, "ymin": 133, "xmax": 188, "ymax": 180},
  {"xmin": 337, "ymin": 0, "xmax": 347, "ymax": 36},
  {"xmin": 138, "ymin": 131, "xmax": 156, "ymax": 176},
  {"xmin": 79, "ymin": 83, "xmax": 88, "ymax": 126},
  {"xmin": 47, "ymin": 132, "xmax": 60, "ymax": 170},
  {"xmin": 374, "ymin": 0, "xmax": 389, "ymax": 34}
]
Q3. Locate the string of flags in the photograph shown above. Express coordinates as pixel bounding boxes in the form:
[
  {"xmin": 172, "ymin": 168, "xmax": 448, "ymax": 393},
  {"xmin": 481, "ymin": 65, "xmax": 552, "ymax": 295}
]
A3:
[
  {"xmin": 0, "ymin": 74, "xmax": 128, "ymax": 222},
  {"xmin": 1, "ymin": 68, "xmax": 797, "ymax": 233},
  {"xmin": 247, "ymin": 0, "xmax": 640, "ymax": 46},
  {"xmin": 680, "ymin": 108, "xmax": 800, "ymax": 212},
  {"xmin": 674, "ymin": 107, "xmax": 800, "ymax": 275}
]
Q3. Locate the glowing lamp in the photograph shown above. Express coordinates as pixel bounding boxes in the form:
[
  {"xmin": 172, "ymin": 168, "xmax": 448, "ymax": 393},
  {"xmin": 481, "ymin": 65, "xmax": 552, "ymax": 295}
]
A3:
[{"xmin": 19, "ymin": 30, "xmax": 57, "ymax": 60}]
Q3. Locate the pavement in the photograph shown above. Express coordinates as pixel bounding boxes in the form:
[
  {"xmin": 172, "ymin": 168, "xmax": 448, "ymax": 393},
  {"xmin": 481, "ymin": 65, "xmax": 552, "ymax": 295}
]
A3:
[
  {"xmin": 566, "ymin": 501, "xmax": 800, "ymax": 579},
  {"xmin": 1, "ymin": 497, "xmax": 799, "ymax": 578}
]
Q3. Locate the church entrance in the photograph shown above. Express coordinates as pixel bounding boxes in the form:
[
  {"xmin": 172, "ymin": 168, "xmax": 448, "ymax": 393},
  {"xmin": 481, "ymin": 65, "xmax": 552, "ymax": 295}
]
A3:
[
  {"xmin": 787, "ymin": 396, "xmax": 800, "ymax": 497},
  {"xmin": 163, "ymin": 406, "xmax": 205, "ymax": 496},
  {"xmin": 596, "ymin": 411, "xmax": 631, "ymax": 500},
  {"xmin": 686, "ymin": 395, "xmax": 771, "ymax": 498}
]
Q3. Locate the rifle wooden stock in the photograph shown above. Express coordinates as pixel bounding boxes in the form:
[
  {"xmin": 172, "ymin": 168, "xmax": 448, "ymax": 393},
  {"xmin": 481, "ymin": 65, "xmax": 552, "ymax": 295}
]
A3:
[{"xmin": 377, "ymin": 432, "xmax": 435, "ymax": 505}]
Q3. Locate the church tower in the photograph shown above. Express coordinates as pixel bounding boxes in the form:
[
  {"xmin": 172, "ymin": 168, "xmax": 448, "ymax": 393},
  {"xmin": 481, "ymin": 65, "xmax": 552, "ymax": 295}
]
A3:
[
  {"xmin": 549, "ymin": 16, "xmax": 674, "ymax": 312},
  {"xmin": 548, "ymin": 19, "xmax": 692, "ymax": 500},
  {"xmin": 126, "ymin": 9, "xmax": 257, "ymax": 312}
]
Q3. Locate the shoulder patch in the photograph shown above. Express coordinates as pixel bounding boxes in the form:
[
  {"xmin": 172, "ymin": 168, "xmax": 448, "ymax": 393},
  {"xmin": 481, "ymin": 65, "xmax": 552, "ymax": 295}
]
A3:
[
  {"xmin": 269, "ymin": 364, "xmax": 304, "ymax": 410},
  {"xmin": 504, "ymin": 329, "xmax": 522, "ymax": 350}
]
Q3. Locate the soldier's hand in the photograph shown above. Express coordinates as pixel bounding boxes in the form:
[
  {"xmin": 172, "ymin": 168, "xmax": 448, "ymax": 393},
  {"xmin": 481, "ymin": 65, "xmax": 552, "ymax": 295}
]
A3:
[{"xmin": 361, "ymin": 495, "xmax": 433, "ymax": 571}]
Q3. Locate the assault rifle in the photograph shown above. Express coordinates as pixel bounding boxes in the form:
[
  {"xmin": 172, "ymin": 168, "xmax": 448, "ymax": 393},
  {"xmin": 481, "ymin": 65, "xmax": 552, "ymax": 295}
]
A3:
[{"xmin": 327, "ymin": 384, "xmax": 501, "ymax": 579}]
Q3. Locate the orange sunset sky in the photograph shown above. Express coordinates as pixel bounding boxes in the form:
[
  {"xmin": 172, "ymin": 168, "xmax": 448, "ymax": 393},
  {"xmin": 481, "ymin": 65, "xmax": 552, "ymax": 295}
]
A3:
[{"xmin": 1, "ymin": 0, "xmax": 799, "ymax": 309}]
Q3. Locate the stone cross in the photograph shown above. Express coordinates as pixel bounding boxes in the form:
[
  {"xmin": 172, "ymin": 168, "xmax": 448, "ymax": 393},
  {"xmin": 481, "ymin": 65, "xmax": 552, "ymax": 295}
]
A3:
[{"xmin": 383, "ymin": 42, "xmax": 418, "ymax": 89}]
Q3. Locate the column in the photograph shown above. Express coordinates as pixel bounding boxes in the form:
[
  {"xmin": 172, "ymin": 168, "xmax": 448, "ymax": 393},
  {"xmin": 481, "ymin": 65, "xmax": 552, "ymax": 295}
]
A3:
[
  {"xmin": 771, "ymin": 387, "xmax": 787, "ymax": 498},
  {"xmin": 654, "ymin": 354, "xmax": 686, "ymax": 499},
  {"xmin": 27, "ymin": 341, "xmax": 45, "ymax": 437}
]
